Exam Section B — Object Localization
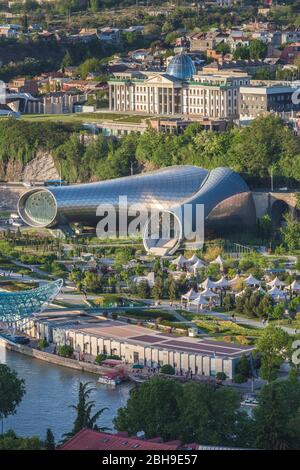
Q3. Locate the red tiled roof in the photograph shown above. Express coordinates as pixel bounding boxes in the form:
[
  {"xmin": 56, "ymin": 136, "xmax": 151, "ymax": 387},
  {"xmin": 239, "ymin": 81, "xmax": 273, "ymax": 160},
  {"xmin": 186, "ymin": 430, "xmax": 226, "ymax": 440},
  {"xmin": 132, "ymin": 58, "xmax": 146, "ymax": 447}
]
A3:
[{"xmin": 59, "ymin": 429, "xmax": 182, "ymax": 451}]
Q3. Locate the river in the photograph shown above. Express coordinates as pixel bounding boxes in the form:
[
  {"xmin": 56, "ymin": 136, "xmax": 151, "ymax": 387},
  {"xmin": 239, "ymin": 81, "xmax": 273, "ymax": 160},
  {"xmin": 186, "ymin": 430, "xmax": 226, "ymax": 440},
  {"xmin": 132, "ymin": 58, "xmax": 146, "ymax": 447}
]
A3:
[{"xmin": 0, "ymin": 345, "xmax": 132, "ymax": 442}]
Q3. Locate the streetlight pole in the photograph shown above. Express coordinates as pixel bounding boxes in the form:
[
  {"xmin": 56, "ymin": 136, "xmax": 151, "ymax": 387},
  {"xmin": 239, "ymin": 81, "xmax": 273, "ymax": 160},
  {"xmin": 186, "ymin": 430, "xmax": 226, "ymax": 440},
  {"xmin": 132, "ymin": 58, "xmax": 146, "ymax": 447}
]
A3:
[
  {"xmin": 59, "ymin": 161, "xmax": 62, "ymax": 186},
  {"xmin": 270, "ymin": 167, "xmax": 274, "ymax": 192}
]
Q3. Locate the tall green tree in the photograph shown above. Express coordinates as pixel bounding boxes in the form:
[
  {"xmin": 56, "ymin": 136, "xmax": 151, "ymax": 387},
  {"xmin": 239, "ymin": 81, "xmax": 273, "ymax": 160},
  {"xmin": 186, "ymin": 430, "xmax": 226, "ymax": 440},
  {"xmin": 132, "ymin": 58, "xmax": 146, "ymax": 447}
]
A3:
[
  {"xmin": 0, "ymin": 364, "xmax": 25, "ymax": 434},
  {"xmin": 249, "ymin": 39, "xmax": 267, "ymax": 60},
  {"xmin": 114, "ymin": 377, "xmax": 253, "ymax": 447},
  {"xmin": 168, "ymin": 277, "xmax": 178, "ymax": 301},
  {"xmin": 45, "ymin": 428, "xmax": 55, "ymax": 450},
  {"xmin": 256, "ymin": 325, "xmax": 290, "ymax": 382},
  {"xmin": 152, "ymin": 275, "xmax": 164, "ymax": 300},
  {"xmin": 68, "ymin": 382, "xmax": 109, "ymax": 438},
  {"xmin": 114, "ymin": 377, "xmax": 182, "ymax": 440},
  {"xmin": 281, "ymin": 213, "xmax": 300, "ymax": 251},
  {"xmin": 253, "ymin": 379, "xmax": 300, "ymax": 449}
]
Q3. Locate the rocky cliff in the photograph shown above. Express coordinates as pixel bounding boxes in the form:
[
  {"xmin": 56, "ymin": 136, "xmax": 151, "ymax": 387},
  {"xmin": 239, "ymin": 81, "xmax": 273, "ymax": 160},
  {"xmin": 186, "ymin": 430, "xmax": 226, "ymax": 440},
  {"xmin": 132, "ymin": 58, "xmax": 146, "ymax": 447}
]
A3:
[{"xmin": 0, "ymin": 151, "xmax": 59, "ymax": 182}]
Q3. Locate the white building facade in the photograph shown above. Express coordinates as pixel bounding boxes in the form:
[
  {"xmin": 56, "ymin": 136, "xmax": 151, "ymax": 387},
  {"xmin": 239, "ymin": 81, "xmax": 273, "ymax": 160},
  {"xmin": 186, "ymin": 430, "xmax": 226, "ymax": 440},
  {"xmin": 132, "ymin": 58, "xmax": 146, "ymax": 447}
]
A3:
[{"xmin": 108, "ymin": 63, "xmax": 250, "ymax": 119}]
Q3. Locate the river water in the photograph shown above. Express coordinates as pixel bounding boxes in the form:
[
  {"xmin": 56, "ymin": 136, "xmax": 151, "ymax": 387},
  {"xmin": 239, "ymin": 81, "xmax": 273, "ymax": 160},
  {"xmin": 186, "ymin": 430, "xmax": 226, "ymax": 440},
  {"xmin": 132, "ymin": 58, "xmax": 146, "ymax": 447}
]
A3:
[{"xmin": 0, "ymin": 346, "xmax": 132, "ymax": 442}]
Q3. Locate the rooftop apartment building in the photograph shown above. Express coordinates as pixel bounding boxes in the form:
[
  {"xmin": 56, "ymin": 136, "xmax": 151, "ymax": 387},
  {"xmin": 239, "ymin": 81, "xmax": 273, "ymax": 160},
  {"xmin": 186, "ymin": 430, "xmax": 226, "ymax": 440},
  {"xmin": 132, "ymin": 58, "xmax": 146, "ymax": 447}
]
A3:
[
  {"xmin": 8, "ymin": 77, "xmax": 38, "ymax": 95},
  {"xmin": 59, "ymin": 429, "xmax": 197, "ymax": 451},
  {"xmin": 239, "ymin": 85, "xmax": 300, "ymax": 119}
]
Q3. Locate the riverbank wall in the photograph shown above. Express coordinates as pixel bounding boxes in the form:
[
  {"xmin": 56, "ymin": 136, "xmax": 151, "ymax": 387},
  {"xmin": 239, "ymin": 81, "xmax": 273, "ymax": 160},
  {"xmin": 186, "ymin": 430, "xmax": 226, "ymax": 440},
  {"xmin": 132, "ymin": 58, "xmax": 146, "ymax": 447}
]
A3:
[{"xmin": 0, "ymin": 336, "xmax": 120, "ymax": 376}]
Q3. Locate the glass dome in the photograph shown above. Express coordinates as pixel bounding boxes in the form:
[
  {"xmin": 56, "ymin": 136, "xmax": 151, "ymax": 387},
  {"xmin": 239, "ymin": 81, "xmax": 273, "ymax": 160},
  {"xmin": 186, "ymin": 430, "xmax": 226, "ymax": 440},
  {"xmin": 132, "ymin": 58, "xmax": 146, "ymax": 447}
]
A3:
[{"xmin": 166, "ymin": 53, "xmax": 196, "ymax": 80}]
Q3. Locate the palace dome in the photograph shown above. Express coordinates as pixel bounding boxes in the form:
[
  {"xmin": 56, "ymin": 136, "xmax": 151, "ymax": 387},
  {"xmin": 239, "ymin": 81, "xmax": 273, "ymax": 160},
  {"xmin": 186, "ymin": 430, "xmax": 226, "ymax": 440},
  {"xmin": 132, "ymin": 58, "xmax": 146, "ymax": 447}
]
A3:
[{"xmin": 166, "ymin": 53, "xmax": 196, "ymax": 80}]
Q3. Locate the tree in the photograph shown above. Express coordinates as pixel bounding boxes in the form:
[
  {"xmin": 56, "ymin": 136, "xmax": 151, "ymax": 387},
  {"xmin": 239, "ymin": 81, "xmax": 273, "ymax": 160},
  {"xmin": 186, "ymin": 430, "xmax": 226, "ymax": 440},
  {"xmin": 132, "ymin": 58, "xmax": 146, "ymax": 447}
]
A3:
[
  {"xmin": 137, "ymin": 280, "xmax": 151, "ymax": 299},
  {"xmin": 89, "ymin": 0, "xmax": 100, "ymax": 12},
  {"xmin": 258, "ymin": 214, "xmax": 272, "ymax": 240},
  {"xmin": 177, "ymin": 382, "xmax": 252, "ymax": 447},
  {"xmin": 77, "ymin": 58, "xmax": 102, "ymax": 79},
  {"xmin": 256, "ymin": 325, "xmax": 290, "ymax": 382},
  {"xmin": 281, "ymin": 213, "xmax": 300, "ymax": 251},
  {"xmin": 82, "ymin": 272, "xmax": 102, "ymax": 293},
  {"xmin": 45, "ymin": 428, "xmax": 55, "ymax": 450},
  {"xmin": 0, "ymin": 430, "xmax": 43, "ymax": 450},
  {"xmin": 168, "ymin": 278, "xmax": 178, "ymax": 302},
  {"xmin": 235, "ymin": 355, "xmax": 251, "ymax": 380},
  {"xmin": 272, "ymin": 303, "xmax": 285, "ymax": 321},
  {"xmin": 233, "ymin": 45, "xmax": 250, "ymax": 60},
  {"xmin": 61, "ymin": 50, "xmax": 72, "ymax": 69},
  {"xmin": 223, "ymin": 294, "xmax": 235, "ymax": 312},
  {"xmin": 0, "ymin": 364, "xmax": 25, "ymax": 434},
  {"xmin": 152, "ymin": 275, "xmax": 164, "ymax": 300},
  {"xmin": 228, "ymin": 115, "xmax": 300, "ymax": 178},
  {"xmin": 57, "ymin": 344, "xmax": 73, "ymax": 358},
  {"xmin": 114, "ymin": 377, "xmax": 182, "ymax": 440},
  {"xmin": 253, "ymin": 379, "xmax": 300, "ymax": 449},
  {"xmin": 114, "ymin": 377, "xmax": 253, "ymax": 447},
  {"xmin": 216, "ymin": 372, "xmax": 227, "ymax": 381},
  {"xmin": 67, "ymin": 382, "xmax": 109, "ymax": 438},
  {"xmin": 249, "ymin": 39, "xmax": 267, "ymax": 60}
]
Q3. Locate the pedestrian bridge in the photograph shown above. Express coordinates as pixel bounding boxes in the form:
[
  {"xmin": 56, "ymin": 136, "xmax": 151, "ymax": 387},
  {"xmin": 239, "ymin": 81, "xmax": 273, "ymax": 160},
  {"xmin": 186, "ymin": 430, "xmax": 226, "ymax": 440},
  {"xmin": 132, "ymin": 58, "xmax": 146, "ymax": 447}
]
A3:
[{"xmin": 0, "ymin": 279, "xmax": 63, "ymax": 323}]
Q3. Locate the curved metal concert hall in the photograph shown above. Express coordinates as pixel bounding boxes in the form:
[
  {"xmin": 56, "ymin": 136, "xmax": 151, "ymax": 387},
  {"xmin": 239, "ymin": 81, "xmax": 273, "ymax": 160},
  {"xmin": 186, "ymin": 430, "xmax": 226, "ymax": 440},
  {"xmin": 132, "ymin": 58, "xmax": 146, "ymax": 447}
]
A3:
[{"xmin": 18, "ymin": 166, "xmax": 256, "ymax": 255}]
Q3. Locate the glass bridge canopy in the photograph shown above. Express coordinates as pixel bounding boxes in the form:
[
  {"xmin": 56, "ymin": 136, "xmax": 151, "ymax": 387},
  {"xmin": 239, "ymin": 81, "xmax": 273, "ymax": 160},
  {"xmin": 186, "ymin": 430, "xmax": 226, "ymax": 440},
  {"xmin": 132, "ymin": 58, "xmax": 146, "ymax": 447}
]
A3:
[{"xmin": 0, "ymin": 280, "xmax": 63, "ymax": 323}]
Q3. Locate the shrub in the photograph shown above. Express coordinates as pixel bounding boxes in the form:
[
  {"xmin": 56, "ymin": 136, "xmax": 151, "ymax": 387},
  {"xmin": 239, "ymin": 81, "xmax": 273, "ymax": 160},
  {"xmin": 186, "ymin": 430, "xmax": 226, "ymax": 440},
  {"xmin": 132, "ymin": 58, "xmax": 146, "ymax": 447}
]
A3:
[
  {"xmin": 95, "ymin": 354, "xmax": 107, "ymax": 364},
  {"xmin": 57, "ymin": 344, "xmax": 73, "ymax": 358},
  {"xmin": 216, "ymin": 372, "xmax": 227, "ymax": 381},
  {"xmin": 223, "ymin": 335, "xmax": 232, "ymax": 342},
  {"xmin": 236, "ymin": 355, "xmax": 251, "ymax": 379},
  {"xmin": 160, "ymin": 364, "xmax": 175, "ymax": 375},
  {"xmin": 233, "ymin": 373, "xmax": 247, "ymax": 384},
  {"xmin": 236, "ymin": 335, "xmax": 250, "ymax": 345},
  {"xmin": 37, "ymin": 339, "xmax": 48, "ymax": 350}
]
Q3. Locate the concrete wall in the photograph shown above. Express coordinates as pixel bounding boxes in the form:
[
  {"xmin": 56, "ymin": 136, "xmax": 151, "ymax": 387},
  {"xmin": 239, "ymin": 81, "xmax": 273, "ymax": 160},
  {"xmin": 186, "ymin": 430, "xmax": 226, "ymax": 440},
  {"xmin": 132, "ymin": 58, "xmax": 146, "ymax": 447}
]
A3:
[{"xmin": 252, "ymin": 191, "xmax": 297, "ymax": 219}]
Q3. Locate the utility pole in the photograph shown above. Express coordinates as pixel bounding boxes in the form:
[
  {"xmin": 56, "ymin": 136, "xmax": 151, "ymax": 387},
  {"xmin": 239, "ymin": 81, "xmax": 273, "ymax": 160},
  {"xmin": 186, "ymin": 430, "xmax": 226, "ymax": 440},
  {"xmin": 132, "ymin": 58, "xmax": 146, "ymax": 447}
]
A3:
[{"xmin": 270, "ymin": 167, "xmax": 274, "ymax": 192}]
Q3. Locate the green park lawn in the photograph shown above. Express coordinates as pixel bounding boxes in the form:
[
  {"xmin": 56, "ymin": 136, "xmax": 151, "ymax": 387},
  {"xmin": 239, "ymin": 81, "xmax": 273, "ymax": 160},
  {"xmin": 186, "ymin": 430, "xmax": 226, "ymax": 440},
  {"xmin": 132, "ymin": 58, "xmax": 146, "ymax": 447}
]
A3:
[{"xmin": 20, "ymin": 112, "xmax": 151, "ymax": 124}]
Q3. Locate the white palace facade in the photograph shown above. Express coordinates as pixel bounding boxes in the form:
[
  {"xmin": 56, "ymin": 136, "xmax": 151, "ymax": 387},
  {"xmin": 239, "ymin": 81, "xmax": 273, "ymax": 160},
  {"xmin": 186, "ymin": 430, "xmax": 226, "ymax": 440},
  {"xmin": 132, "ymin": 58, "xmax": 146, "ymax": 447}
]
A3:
[{"xmin": 108, "ymin": 53, "xmax": 250, "ymax": 119}]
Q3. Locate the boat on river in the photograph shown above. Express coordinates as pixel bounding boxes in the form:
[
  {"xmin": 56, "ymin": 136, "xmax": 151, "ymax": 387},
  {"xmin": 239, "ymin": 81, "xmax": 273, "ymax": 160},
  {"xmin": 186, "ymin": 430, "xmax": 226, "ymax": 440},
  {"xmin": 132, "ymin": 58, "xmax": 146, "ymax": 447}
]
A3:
[{"xmin": 98, "ymin": 373, "xmax": 123, "ymax": 387}]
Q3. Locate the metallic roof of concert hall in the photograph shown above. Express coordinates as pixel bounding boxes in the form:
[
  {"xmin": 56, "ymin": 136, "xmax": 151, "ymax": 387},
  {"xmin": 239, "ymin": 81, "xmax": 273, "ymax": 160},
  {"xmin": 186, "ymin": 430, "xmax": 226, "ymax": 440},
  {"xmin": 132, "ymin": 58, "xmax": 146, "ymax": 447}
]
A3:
[{"xmin": 18, "ymin": 166, "xmax": 256, "ymax": 255}]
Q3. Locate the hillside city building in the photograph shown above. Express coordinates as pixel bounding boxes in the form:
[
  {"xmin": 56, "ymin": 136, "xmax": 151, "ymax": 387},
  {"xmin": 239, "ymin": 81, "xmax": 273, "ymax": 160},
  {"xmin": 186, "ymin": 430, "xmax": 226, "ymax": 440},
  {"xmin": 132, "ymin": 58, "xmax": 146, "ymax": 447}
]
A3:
[{"xmin": 108, "ymin": 53, "xmax": 299, "ymax": 120}]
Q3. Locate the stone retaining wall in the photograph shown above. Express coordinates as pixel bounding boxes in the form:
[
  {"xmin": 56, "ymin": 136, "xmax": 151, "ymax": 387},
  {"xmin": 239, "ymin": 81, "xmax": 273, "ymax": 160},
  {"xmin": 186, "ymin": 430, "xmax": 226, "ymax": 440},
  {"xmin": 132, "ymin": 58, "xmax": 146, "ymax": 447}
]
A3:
[{"xmin": 0, "ymin": 336, "xmax": 118, "ymax": 376}]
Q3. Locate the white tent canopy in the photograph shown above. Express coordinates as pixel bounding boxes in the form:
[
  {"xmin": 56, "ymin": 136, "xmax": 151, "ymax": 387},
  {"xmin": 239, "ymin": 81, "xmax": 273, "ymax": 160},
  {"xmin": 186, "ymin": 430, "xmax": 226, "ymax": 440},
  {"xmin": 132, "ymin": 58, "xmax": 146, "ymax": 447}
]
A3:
[
  {"xmin": 286, "ymin": 280, "xmax": 300, "ymax": 292},
  {"xmin": 190, "ymin": 295, "xmax": 210, "ymax": 307},
  {"xmin": 210, "ymin": 255, "xmax": 225, "ymax": 267},
  {"xmin": 200, "ymin": 277, "xmax": 217, "ymax": 290},
  {"xmin": 171, "ymin": 254, "xmax": 187, "ymax": 268},
  {"xmin": 214, "ymin": 276, "xmax": 230, "ymax": 289},
  {"xmin": 228, "ymin": 274, "xmax": 242, "ymax": 287},
  {"xmin": 186, "ymin": 254, "xmax": 200, "ymax": 265},
  {"xmin": 190, "ymin": 259, "xmax": 206, "ymax": 271},
  {"xmin": 268, "ymin": 286, "xmax": 287, "ymax": 299},
  {"xmin": 267, "ymin": 276, "xmax": 286, "ymax": 288},
  {"xmin": 245, "ymin": 274, "xmax": 261, "ymax": 287},
  {"xmin": 255, "ymin": 286, "xmax": 266, "ymax": 295},
  {"xmin": 201, "ymin": 288, "xmax": 220, "ymax": 299},
  {"xmin": 181, "ymin": 288, "xmax": 199, "ymax": 302}
]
